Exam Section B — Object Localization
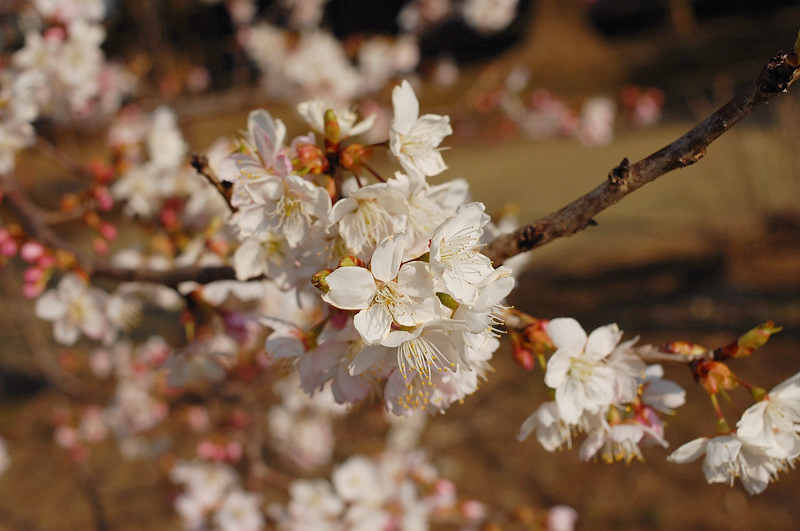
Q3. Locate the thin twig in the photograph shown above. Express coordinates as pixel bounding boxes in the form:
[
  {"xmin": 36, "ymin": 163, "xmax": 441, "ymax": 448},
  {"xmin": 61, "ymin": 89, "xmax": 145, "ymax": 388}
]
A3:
[
  {"xmin": 484, "ymin": 50, "xmax": 800, "ymax": 265},
  {"xmin": 190, "ymin": 153, "xmax": 236, "ymax": 212},
  {"xmin": 634, "ymin": 345, "xmax": 714, "ymax": 365},
  {"xmin": 4, "ymin": 50, "xmax": 799, "ymax": 288}
]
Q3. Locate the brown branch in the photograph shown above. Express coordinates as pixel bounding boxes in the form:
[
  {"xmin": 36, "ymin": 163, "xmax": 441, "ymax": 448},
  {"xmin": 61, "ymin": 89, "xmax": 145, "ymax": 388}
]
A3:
[
  {"xmin": 91, "ymin": 261, "xmax": 237, "ymax": 287},
  {"xmin": 1, "ymin": 176, "xmax": 84, "ymax": 260},
  {"xmin": 484, "ymin": 50, "xmax": 800, "ymax": 265},
  {"xmin": 7, "ymin": 49, "xmax": 799, "ymax": 289},
  {"xmin": 1, "ymin": 175, "xmax": 238, "ymax": 287},
  {"xmin": 191, "ymin": 153, "xmax": 236, "ymax": 212}
]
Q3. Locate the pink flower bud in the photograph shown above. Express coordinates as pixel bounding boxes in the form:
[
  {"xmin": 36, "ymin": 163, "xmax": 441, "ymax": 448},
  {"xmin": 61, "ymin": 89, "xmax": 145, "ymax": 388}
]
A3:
[
  {"xmin": 55, "ymin": 426, "xmax": 79, "ymax": 448},
  {"xmin": 197, "ymin": 440, "xmax": 217, "ymax": 460},
  {"xmin": 99, "ymin": 222, "xmax": 118, "ymax": 241},
  {"xmin": 23, "ymin": 282, "xmax": 43, "ymax": 298},
  {"xmin": 37, "ymin": 254, "xmax": 56, "ymax": 268},
  {"xmin": 20, "ymin": 241, "xmax": 45, "ymax": 262},
  {"xmin": 92, "ymin": 238, "xmax": 109, "ymax": 255},
  {"xmin": 231, "ymin": 410, "xmax": 250, "ymax": 429},
  {"xmin": 0, "ymin": 240, "xmax": 17, "ymax": 257},
  {"xmin": 547, "ymin": 505, "xmax": 578, "ymax": 531},
  {"xmin": 94, "ymin": 187, "xmax": 114, "ymax": 211},
  {"xmin": 23, "ymin": 266, "xmax": 44, "ymax": 283},
  {"xmin": 43, "ymin": 27, "xmax": 67, "ymax": 43},
  {"xmin": 226, "ymin": 441, "xmax": 243, "ymax": 462}
]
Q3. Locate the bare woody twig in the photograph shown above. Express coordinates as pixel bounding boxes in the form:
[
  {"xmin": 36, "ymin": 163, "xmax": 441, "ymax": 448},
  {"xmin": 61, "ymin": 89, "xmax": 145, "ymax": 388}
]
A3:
[
  {"xmin": 484, "ymin": 51, "xmax": 800, "ymax": 266},
  {"xmin": 190, "ymin": 153, "xmax": 236, "ymax": 212},
  {"xmin": 0, "ymin": 175, "xmax": 237, "ymax": 288},
  {"xmin": 3, "ymin": 50, "xmax": 798, "ymax": 288}
]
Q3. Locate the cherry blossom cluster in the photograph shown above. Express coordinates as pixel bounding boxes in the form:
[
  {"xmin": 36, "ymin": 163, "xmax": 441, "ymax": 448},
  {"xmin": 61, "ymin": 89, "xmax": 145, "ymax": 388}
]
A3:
[
  {"xmin": 229, "ymin": 0, "xmax": 519, "ymax": 102},
  {"xmin": 51, "ymin": 337, "xmax": 170, "ymax": 461},
  {"xmin": 0, "ymin": 0, "xmax": 134, "ymax": 175},
  {"xmin": 668, "ymin": 371, "xmax": 800, "ymax": 494},
  {"xmin": 518, "ymin": 318, "xmax": 687, "ymax": 463},
  {"xmin": 471, "ymin": 67, "xmax": 665, "ymax": 146},
  {"xmin": 220, "ymin": 80, "xmax": 516, "ymax": 416},
  {"xmin": 268, "ymin": 450, "xmax": 486, "ymax": 530},
  {"xmin": 268, "ymin": 375, "xmax": 347, "ymax": 470},
  {"xmin": 34, "ymin": 272, "xmax": 143, "ymax": 345},
  {"xmin": 171, "ymin": 460, "xmax": 265, "ymax": 531},
  {"xmin": 110, "ymin": 106, "xmax": 230, "ymax": 226}
]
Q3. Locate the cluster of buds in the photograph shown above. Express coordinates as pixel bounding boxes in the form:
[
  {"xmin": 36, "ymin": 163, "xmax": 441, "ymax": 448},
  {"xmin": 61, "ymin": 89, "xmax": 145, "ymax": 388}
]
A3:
[{"xmin": 507, "ymin": 311, "xmax": 554, "ymax": 371}]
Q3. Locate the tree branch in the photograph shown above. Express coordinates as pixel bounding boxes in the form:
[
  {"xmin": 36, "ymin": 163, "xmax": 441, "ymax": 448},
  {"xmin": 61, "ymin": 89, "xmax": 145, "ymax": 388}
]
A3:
[
  {"xmin": 484, "ymin": 50, "xmax": 800, "ymax": 265},
  {"xmin": 1, "ymin": 175, "xmax": 238, "ymax": 287},
  {"xmin": 5, "ymin": 50, "xmax": 798, "ymax": 289},
  {"xmin": 190, "ymin": 153, "xmax": 236, "ymax": 212}
]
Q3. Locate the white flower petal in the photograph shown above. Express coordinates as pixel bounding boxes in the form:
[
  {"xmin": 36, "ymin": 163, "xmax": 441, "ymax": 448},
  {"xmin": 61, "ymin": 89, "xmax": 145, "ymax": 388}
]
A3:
[
  {"xmin": 585, "ymin": 323, "xmax": 621, "ymax": 359},
  {"xmin": 354, "ymin": 304, "xmax": 392, "ymax": 344},
  {"xmin": 371, "ymin": 233, "xmax": 405, "ymax": 283},
  {"xmin": 322, "ymin": 267, "xmax": 376, "ymax": 310},
  {"xmin": 546, "ymin": 318, "xmax": 587, "ymax": 354},
  {"xmin": 667, "ymin": 437, "xmax": 709, "ymax": 463}
]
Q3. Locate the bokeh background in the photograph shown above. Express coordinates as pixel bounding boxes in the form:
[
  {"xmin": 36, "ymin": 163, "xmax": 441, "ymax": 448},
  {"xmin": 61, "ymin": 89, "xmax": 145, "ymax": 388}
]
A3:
[{"xmin": 2, "ymin": 0, "xmax": 800, "ymax": 528}]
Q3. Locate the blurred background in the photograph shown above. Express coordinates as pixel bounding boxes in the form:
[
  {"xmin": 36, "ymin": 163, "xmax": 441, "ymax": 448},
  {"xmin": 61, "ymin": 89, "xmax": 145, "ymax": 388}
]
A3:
[{"xmin": 2, "ymin": 0, "xmax": 800, "ymax": 528}]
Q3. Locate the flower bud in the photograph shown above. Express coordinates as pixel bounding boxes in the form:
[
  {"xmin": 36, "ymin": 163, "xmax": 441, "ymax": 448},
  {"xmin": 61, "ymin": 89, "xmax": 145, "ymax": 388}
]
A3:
[
  {"xmin": 99, "ymin": 222, "xmax": 118, "ymax": 241},
  {"xmin": 692, "ymin": 360, "xmax": 737, "ymax": 395},
  {"xmin": 324, "ymin": 109, "xmax": 340, "ymax": 153},
  {"xmin": 311, "ymin": 269, "xmax": 333, "ymax": 293},
  {"xmin": 511, "ymin": 341, "xmax": 535, "ymax": 371},
  {"xmin": 338, "ymin": 255, "xmax": 365, "ymax": 268},
  {"xmin": 436, "ymin": 292, "xmax": 459, "ymax": 311},
  {"xmin": 339, "ymin": 143, "xmax": 373, "ymax": 174},
  {"xmin": 715, "ymin": 321, "xmax": 782, "ymax": 360},
  {"xmin": 295, "ymin": 143, "xmax": 329, "ymax": 174}
]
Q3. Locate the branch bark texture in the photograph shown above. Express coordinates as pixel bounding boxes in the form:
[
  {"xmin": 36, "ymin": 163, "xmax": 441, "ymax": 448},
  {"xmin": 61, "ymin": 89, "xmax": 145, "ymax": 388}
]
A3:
[
  {"xmin": 3, "ymin": 51, "xmax": 798, "ymax": 287},
  {"xmin": 484, "ymin": 51, "xmax": 800, "ymax": 265}
]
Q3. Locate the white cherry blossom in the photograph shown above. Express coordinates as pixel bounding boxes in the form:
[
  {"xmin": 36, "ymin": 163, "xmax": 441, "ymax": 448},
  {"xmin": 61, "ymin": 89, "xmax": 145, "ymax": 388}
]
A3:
[
  {"xmin": 518, "ymin": 401, "xmax": 573, "ymax": 452},
  {"xmin": 235, "ymin": 173, "xmax": 331, "ymax": 247},
  {"xmin": 297, "ymin": 99, "xmax": 376, "ymax": 139},
  {"xmin": 580, "ymin": 421, "xmax": 666, "ymax": 464},
  {"xmin": 333, "ymin": 455, "xmax": 385, "ymax": 504},
  {"xmin": 737, "ymin": 371, "xmax": 800, "ymax": 460},
  {"xmin": 462, "ymin": 0, "xmax": 519, "ymax": 33},
  {"xmin": 287, "ymin": 479, "xmax": 345, "ymax": 524},
  {"xmin": 390, "ymin": 80, "xmax": 452, "ymax": 177},
  {"xmin": 640, "ymin": 364, "xmax": 686, "ymax": 413},
  {"xmin": 543, "ymin": 318, "xmax": 624, "ymax": 424},
  {"xmin": 323, "ymin": 233, "xmax": 438, "ymax": 345},
  {"xmin": 218, "ymin": 109, "xmax": 290, "ymax": 190},
  {"xmin": 668, "ymin": 434, "xmax": 787, "ymax": 495},
  {"xmin": 429, "ymin": 202, "xmax": 495, "ymax": 306},
  {"xmin": 386, "ymin": 171, "xmax": 468, "ymax": 259},
  {"xmin": 214, "ymin": 490, "xmax": 265, "ymax": 531},
  {"xmin": 35, "ymin": 273, "xmax": 109, "ymax": 345},
  {"xmin": 329, "ymin": 181, "xmax": 408, "ymax": 259},
  {"xmin": 351, "ymin": 320, "xmax": 466, "ymax": 383}
]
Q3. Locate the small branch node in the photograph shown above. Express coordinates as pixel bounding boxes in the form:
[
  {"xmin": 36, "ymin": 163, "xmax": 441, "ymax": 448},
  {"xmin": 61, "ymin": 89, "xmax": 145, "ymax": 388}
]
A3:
[
  {"xmin": 607, "ymin": 157, "xmax": 631, "ymax": 188},
  {"xmin": 517, "ymin": 225, "xmax": 543, "ymax": 253},
  {"xmin": 191, "ymin": 153, "xmax": 236, "ymax": 213}
]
